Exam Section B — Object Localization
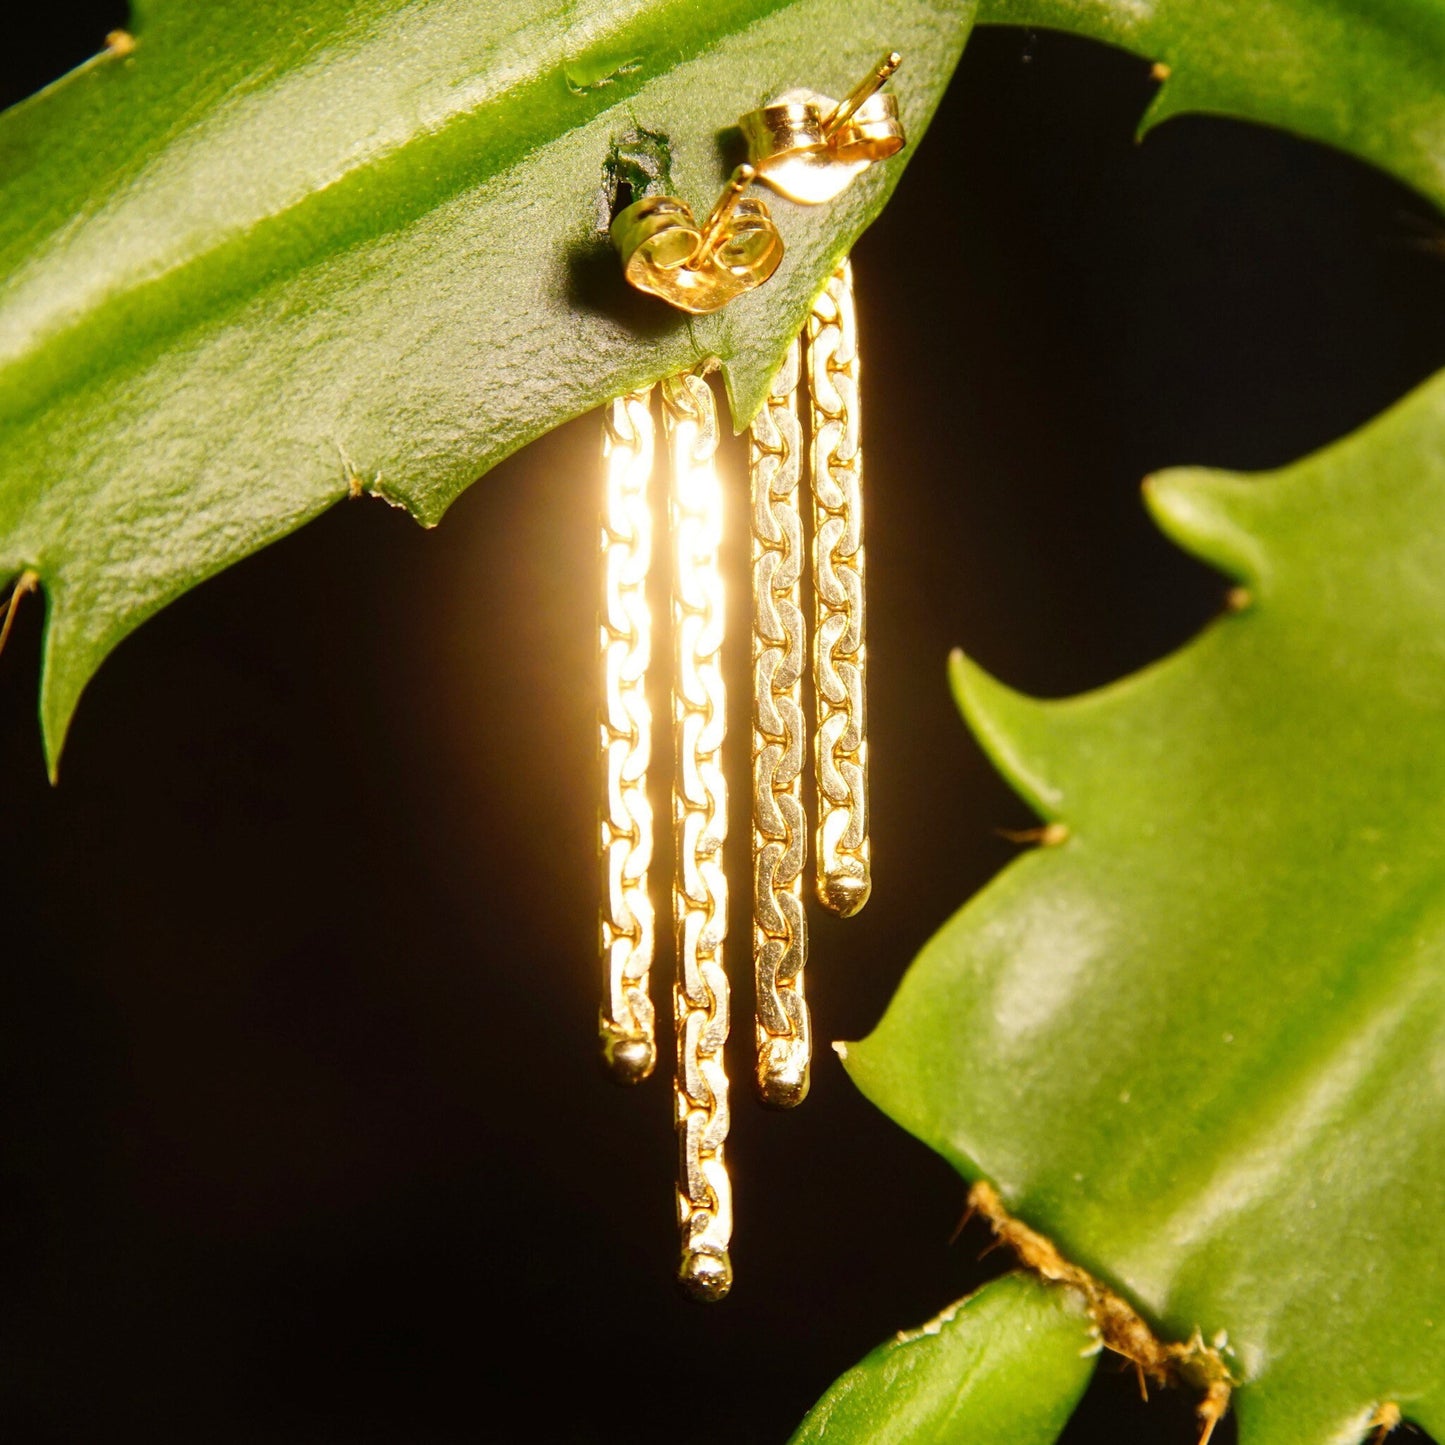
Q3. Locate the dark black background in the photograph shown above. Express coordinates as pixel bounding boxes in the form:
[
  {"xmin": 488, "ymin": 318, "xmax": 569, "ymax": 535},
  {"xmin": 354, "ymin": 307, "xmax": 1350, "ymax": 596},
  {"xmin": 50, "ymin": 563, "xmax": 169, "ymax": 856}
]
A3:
[{"xmin": 3, "ymin": 6, "xmax": 1445, "ymax": 1443}]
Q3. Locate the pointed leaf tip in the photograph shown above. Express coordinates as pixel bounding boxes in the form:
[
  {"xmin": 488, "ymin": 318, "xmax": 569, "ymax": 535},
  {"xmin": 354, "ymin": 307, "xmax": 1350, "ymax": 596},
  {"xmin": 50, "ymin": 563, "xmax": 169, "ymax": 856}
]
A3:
[
  {"xmin": 37, "ymin": 595, "xmax": 97, "ymax": 786},
  {"xmin": 948, "ymin": 648, "xmax": 1067, "ymax": 821},
  {"xmin": 1143, "ymin": 467, "xmax": 1269, "ymax": 589},
  {"xmin": 39, "ymin": 650, "xmax": 78, "ymax": 786}
]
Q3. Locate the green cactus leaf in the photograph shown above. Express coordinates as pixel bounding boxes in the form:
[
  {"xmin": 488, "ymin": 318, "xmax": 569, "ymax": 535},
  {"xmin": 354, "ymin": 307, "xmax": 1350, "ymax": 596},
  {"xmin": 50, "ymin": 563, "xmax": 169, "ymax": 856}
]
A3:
[
  {"xmin": 977, "ymin": 0, "xmax": 1445, "ymax": 213},
  {"xmin": 5, "ymin": 0, "xmax": 1443, "ymax": 774},
  {"xmin": 845, "ymin": 369, "xmax": 1445, "ymax": 1444},
  {"xmin": 0, "ymin": 0, "xmax": 971, "ymax": 770},
  {"xmin": 790, "ymin": 1274, "xmax": 1098, "ymax": 1445}
]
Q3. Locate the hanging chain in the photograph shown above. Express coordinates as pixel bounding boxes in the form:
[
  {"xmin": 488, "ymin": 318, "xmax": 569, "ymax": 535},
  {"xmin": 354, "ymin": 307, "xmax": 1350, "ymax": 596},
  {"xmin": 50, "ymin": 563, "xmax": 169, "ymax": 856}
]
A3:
[
  {"xmin": 598, "ymin": 389, "xmax": 658, "ymax": 1083},
  {"xmin": 749, "ymin": 339, "xmax": 811, "ymax": 1107},
  {"xmin": 807, "ymin": 260, "xmax": 871, "ymax": 917},
  {"xmin": 660, "ymin": 370, "xmax": 733, "ymax": 1302}
]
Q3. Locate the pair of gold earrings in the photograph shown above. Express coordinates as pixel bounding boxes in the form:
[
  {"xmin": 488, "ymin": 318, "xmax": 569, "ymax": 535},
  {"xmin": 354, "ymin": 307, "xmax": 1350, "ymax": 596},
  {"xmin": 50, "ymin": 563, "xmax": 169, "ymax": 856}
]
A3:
[{"xmin": 596, "ymin": 55, "xmax": 905, "ymax": 1302}]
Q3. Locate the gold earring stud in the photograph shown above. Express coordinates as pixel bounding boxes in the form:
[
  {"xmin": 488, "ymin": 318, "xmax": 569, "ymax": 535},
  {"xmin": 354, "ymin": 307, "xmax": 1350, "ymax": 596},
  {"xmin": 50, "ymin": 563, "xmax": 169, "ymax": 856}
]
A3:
[{"xmin": 610, "ymin": 163, "xmax": 783, "ymax": 314}]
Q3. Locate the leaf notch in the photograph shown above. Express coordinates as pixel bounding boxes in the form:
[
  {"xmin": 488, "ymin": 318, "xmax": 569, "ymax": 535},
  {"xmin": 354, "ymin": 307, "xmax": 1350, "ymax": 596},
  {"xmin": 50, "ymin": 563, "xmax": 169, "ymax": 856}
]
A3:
[{"xmin": 969, "ymin": 1180, "xmax": 1233, "ymax": 1444}]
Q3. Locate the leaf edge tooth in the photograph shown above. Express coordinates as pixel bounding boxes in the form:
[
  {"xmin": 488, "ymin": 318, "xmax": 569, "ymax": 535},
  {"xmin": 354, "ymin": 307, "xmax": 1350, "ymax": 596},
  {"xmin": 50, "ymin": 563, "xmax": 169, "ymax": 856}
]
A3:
[
  {"xmin": 1143, "ymin": 467, "xmax": 1269, "ymax": 591},
  {"xmin": 948, "ymin": 647, "xmax": 1068, "ymax": 823}
]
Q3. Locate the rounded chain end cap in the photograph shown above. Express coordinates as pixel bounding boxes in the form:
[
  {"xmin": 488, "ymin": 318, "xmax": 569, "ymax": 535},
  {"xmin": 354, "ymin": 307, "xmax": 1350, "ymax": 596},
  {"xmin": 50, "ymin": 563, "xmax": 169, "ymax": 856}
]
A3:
[
  {"xmin": 757, "ymin": 1045, "xmax": 811, "ymax": 1110},
  {"xmin": 678, "ymin": 1248, "xmax": 733, "ymax": 1303},
  {"xmin": 819, "ymin": 868, "xmax": 871, "ymax": 918},
  {"xmin": 601, "ymin": 1030, "xmax": 656, "ymax": 1085}
]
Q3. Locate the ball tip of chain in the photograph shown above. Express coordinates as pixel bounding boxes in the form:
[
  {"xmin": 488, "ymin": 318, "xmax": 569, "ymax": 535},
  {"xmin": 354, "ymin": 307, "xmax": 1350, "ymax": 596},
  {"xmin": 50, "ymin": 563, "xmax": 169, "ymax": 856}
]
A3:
[
  {"xmin": 758, "ymin": 1041, "xmax": 811, "ymax": 1110},
  {"xmin": 818, "ymin": 868, "xmax": 871, "ymax": 918},
  {"xmin": 601, "ymin": 1030, "xmax": 657, "ymax": 1085},
  {"xmin": 678, "ymin": 1247, "xmax": 733, "ymax": 1303}
]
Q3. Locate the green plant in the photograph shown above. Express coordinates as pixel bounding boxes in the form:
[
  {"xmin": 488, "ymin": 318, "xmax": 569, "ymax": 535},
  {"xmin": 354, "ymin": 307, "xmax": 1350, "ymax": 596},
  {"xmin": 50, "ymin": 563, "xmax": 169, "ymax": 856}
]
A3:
[
  {"xmin": 3, "ymin": 3, "xmax": 1443, "ymax": 1442},
  {"xmin": 0, "ymin": 0, "xmax": 967, "ymax": 770},
  {"xmin": 823, "ymin": 371, "xmax": 1445, "ymax": 1442}
]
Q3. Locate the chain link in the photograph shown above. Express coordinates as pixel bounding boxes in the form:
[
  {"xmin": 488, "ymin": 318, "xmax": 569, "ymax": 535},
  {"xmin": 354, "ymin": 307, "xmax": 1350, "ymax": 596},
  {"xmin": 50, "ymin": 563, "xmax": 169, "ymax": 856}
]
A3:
[
  {"xmin": 598, "ymin": 265, "xmax": 873, "ymax": 1289},
  {"xmin": 749, "ymin": 340, "xmax": 811, "ymax": 1107},
  {"xmin": 661, "ymin": 370, "xmax": 733, "ymax": 1303},
  {"xmin": 598, "ymin": 390, "xmax": 658, "ymax": 1083},
  {"xmin": 807, "ymin": 260, "xmax": 871, "ymax": 917}
]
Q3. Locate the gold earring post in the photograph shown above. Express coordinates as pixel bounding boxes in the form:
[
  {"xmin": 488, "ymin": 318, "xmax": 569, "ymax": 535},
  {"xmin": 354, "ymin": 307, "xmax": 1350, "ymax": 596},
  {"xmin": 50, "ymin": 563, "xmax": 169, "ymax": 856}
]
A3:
[
  {"xmin": 661, "ymin": 370, "xmax": 734, "ymax": 1303},
  {"xmin": 823, "ymin": 51, "xmax": 902, "ymax": 137},
  {"xmin": 808, "ymin": 262, "xmax": 871, "ymax": 917},
  {"xmin": 750, "ymin": 339, "xmax": 812, "ymax": 1107},
  {"xmin": 689, "ymin": 164, "xmax": 758, "ymax": 268},
  {"xmin": 599, "ymin": 389, "xmax": 658, "ymax": 1083},
  {"xmin": 611, "ymin": 165, "xmax": 782, "ymax": 313},
  {"xmin": 739, "ymin": 52, "xmax": 905, "ymax": 204}
]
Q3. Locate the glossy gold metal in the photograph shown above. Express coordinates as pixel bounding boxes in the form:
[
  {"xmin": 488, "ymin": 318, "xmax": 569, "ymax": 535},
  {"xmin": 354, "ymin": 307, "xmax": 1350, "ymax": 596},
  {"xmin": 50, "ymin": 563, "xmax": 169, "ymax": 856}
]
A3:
[
  {"xmin": 749, "ymin": 340, "xmax": 811, "ymax": 1108},
  {"xmin": 739, "ymin": 53, "xmax": 906, "ymax": 205},
  {"xmin": 598, "ymin": 389, "xmax": 659, "ymax": 1084},
  {"xmin": 824, "ymin": 50, "xmax": 902, "ymax": 137},
  {"xmin": 611, "ymin": 164, "xmax": 783, "ymax": 315},
  {"xmin": 660, "ymin": 370, "xmax": 734, "ymax": 1302},
  {"xmin": 694, "ymin": 165, "xmax": 761, "ymax": 263},
  {"xmin": 597, "ymin": 66, "xmax": 899, "ymax": 1277},
  {"xmin": 808, "ymin": 262, "xmax": 871, "ymax": 916}
]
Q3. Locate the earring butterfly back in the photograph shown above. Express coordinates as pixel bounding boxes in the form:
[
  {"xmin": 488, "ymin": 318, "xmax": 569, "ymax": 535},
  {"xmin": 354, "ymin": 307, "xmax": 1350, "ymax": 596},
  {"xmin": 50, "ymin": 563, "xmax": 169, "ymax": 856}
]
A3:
[{"xmin": 610, "ymin": 164, "xmax": 783, "ymax": 314}]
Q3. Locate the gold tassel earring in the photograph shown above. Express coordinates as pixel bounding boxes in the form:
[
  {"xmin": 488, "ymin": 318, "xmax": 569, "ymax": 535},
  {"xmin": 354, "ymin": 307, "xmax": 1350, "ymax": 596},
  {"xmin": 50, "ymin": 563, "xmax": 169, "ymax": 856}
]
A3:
[
  {"xmin": 741, "ymin": 54, "xmax": 905, "ymax": 1109},
  {"xmin": 595, "ymin": 55, "xmax": 905, "ymax": 1291},
  {"xmin": 600, "ymin": 167, "xmax": 783, "ymax": 1300}
]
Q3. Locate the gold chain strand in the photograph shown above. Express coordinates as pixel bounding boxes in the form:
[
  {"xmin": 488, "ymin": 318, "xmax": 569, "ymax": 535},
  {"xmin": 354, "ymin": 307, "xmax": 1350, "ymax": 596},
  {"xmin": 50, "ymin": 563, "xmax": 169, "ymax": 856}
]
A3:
[
  {"xmin": 660, "ymin": 370, "xmax": 733, "ymax": 1302},
  {"xmin": 808, "ymin": 260, "xmax": 872, "ymax": 917},
  {"xmin": 598, "ymin": 389, "xmax": 659, "ymax": 1084},
  {"xmin": 749, "ymin": 339, "xmax": 811, "ymax": 1107}
]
